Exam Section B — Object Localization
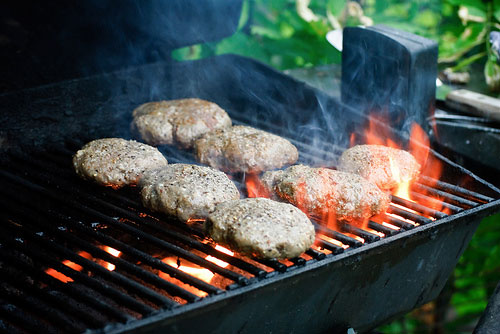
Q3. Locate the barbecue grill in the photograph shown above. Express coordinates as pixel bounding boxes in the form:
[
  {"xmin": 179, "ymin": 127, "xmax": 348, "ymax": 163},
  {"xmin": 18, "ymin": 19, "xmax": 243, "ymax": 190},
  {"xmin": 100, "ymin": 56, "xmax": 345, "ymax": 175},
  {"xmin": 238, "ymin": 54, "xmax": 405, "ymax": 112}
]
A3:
[{"xmin": 1, "ymin": 2, "xmax": 500, "ymax": 333}]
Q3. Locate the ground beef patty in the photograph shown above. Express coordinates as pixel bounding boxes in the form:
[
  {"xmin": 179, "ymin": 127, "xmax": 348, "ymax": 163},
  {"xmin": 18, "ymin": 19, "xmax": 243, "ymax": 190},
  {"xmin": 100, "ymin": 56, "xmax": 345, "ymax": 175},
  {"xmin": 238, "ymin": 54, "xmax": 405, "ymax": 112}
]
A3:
[
  {"xmin": 139, "ymin": 164, "xmax": 240, "ymax": 221},
  {"xmin": 206, "ymin": 198, "xmax": 315, "ymax": 259},
  {"xmin": 73, "ymin": 138, "xmax": 167, "ymax": 188},
  {"xmin": 131, "ymin": 98, "xmax": 231, "ymax": 148},
  {"xmin": 194, "ymin": 125, "xmax": 298, "ymax": 173},
  {"xmin": 338, "ymin": 145, "xmax": 420, "ymax": 191},
  {"xmin": 261, "ymin": 165, "xmax": 390, "ymax": 222}
]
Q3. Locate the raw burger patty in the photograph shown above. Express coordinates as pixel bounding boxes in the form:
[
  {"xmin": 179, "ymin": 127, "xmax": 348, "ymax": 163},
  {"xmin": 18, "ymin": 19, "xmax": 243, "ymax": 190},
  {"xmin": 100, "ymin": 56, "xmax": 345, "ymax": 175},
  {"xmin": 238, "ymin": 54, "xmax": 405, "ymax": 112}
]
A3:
[
  {"xmin": 194, "ymin": 125, "xmax": 298, "ymax": 173},
  {"xmin": 139, "ymin": 164, "xmax": 240, "ymax": 221},
  {"xmin": 73, "ymin": 138, "xmax": 167, "ymax": 188},
  {"xmin": 131, "ymin": 98, "xmax": 231, "ymax": 148},
  {"xmin": 262, "ymin": 165, "xmax": 390, "ymax": 222},
  {"xmin": 338, "ymin": 144, "xmax": 420, "ymax": 191},
  {"xmin": 206, "ymin": 198, "xmax": 315, "ymax": 259}
]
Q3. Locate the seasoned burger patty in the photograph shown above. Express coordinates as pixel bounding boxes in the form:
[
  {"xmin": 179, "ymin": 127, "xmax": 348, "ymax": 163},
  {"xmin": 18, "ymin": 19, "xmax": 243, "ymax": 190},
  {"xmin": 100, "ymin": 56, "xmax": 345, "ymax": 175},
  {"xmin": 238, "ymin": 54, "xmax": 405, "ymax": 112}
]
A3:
[
  {"xmin": 338, "ymin": 145, "xmax": 420, "ymax": 191},
  {"xmin": 139, "ymin": 164, "xmax": 240, "ymax": 221},
  {"xmin": 73, "ymin": 138, "xmax": 167, "ymax": 188},
  {"xmin": 261, "ymin": 165, "xmax": 390, "ymax": 222},
  {"xmin": 206, "ymin": 198, "xmax": 315, "ymax": 259},
  {"xmin": 131, "ymin": 98, "xmax": 232, "ymax": 148},
  {"xmin": 194, "ymin": 125, "xmax": 298, "ymax": 173}
]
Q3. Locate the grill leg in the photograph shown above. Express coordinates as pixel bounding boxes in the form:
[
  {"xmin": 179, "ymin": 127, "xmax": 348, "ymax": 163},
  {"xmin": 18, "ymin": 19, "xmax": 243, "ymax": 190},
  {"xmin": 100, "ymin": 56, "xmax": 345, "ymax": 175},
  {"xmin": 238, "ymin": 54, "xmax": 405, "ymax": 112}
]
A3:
[{"xmin": 473, "ymin": 280, "xmax": 500, "ymax": 334}]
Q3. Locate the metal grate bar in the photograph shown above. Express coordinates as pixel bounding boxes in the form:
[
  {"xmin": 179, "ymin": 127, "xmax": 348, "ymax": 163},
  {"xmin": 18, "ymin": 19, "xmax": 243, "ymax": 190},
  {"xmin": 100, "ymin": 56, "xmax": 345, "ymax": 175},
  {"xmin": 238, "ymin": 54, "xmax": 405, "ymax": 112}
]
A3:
[
  {"xmin": 368, "ymin": 221, "xmax": 399, "ymax": 236},
  {"xmin": 315, "ymin": 239, "xmax": 345, "ymax": 254},
  {"xmin": 419, "ymin": 175, "xmax": 494, "ymax": 203},
  {"xmin": 305, "ymin": 248, "xmax": 326, "ymax": 260},
  {"xmin": 387, "ymin": 205, "xmax": 433, "ymax": 225},
  {"xmin": 0, "ymin": 169, "xmax": 250, "ymax": 286},
  {"xmin": 46, "ymin": 210, "xmax": 221, "ymax": 298},
  {"xmin": 413, "ymin": 183, "xmax": 477, "ymax": 208},
  {"xmin": 3, "ymin": 207, "xmax": 182, "ymax": 307},
  {"xmin": 0, "ymin": 303, "xmax": 58, "ymax": 334},
  {"xmin": 312, "ymin": 222, "xmax": 363, "ymax": 248},
  {"xmin": 0, "ymin": 281, "xmax": 83, "ymax": 333},
  {"xmin": 390, "ymin": 195, "xmax": 447, "ymax": 219},
  {"xmin": 0, "ymin": 266, "xmax": 103, "ymax": 330},
  {"xmin": 254, "ymin": 259, "xmax": 288, "ymax": 273},
  {"xmin": 409, "ymin": 191, "xmax": 463, "ymax": 213},
  {"xmin": 0, "ymin": 251, "xmax": 131, "ymax": 323},
  {"xmin": 378, "ymin": 215, "xmax": 415, "ymax": 230},
  {"xmin": 289, "ymin": 257, "xmax": 306, "ymax": 266},
  {"xmin": 1, "ymin": 190, "xmax": 209, "ymax": 301},
  {"xmin": 0, "ymin": 222, "xmax": 155, "ymax": 317},
  {"xmin": 340, "ymin": 224, "xmax": 380, "ymax": 243}
]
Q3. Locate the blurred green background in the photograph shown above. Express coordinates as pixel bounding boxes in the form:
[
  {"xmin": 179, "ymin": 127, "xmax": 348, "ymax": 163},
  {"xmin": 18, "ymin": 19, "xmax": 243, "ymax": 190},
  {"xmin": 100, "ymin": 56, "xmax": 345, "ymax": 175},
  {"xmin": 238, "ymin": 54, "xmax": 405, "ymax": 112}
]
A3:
[{"xmin": 174, "ymin": 1, "xmax": 500, "ymax": 332}]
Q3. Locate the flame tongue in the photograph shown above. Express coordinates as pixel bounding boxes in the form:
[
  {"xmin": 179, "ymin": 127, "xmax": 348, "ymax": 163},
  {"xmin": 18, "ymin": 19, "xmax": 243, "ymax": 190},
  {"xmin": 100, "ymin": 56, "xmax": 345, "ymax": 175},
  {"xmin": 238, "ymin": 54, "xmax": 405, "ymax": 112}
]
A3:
[{"xmin": 357, "ymin": 114, "xmax": 449, "ymax": 215}]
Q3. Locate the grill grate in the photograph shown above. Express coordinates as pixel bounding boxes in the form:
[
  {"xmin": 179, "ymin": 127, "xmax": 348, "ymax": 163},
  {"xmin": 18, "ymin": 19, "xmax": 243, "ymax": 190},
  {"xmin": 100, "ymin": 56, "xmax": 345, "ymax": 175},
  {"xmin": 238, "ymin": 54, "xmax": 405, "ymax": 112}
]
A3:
[{"xmin": 0, "ymin": 138, "xmax": 494, "ymax": 333}]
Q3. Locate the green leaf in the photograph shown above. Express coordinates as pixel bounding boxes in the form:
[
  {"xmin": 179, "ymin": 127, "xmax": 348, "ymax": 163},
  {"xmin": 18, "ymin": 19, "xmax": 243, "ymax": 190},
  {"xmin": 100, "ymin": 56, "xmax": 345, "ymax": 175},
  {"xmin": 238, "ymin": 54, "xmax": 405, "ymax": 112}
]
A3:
[
  {"xmin": 485, "ymin": 59, "xmax": 500, "ymax": 91},
  {"xmin": 326, "ymin": 0, "xmax": 346, "ymax": 16},
  {"xmin": 413, "ymin": 9, "xmax": 440, "ymax": 28},
  {"xmin": 445, "ymin": 0, "xmax": 486, "ymax": 12},
  {"xmin": 494, "ymin": 0, "xmax": 500, "ymax": 22},
  {"xmin": 237, "ymin": 0, "xmax": 250, "ymax": 30},
  {"xmin": 251, "ymin": 25, "xmax": 283, "ymax": 40}
]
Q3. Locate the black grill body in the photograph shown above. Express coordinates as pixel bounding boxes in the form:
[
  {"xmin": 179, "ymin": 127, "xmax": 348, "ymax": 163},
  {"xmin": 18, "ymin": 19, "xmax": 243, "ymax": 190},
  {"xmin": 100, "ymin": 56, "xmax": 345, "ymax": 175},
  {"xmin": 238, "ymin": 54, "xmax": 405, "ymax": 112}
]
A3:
[{"xmin": 1, "ymin": 55, "xmax": 500, "ymax": 334}]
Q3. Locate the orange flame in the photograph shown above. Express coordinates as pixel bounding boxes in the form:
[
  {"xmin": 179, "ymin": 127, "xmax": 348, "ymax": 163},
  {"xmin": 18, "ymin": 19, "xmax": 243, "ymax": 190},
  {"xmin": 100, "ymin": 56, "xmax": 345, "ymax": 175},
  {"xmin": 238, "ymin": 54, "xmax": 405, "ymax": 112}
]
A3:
[
  {"xmin": 159, "ymin": 257, "xmax": 215, "ymax": 298},
  {"xmin": 355, "ymin": 113, "xmax": 450, "ymax": 216},
  {"xmin": 205, "ymin": 245, "xmax": 234, "ymax": 268},
  {"xmin": 245, "ymin": 173, "xmax": 270, "ymax": 198}
]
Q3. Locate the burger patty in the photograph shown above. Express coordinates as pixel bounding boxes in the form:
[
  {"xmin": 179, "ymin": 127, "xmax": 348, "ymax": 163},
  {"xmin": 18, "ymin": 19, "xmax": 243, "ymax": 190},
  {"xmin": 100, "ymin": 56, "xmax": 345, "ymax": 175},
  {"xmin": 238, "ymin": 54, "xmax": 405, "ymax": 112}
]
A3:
[
  {"xmin": 206, "ymin": 198, "xmax": 315, "ymax": 259},
  {"xmin": 73, "ymin": 138, "xmax": 167, "ymax": 188},
  {"xmin": 131, "ymin": 98, "xmax": 232, "ymax": 148},
  {"xmin": 139, "ymin": 164, "xmax": 240, "ymax": 221},
  {"xmin": 338, "ymin": 145, "xmax": 420, "ymax": 191},
  {"xmin": 261, "ymin": 165, "xmax": 390, "ymax": 222},
  {"xmin": 194, "ymin": 125, "xmax": 298, "ymax": 173}
]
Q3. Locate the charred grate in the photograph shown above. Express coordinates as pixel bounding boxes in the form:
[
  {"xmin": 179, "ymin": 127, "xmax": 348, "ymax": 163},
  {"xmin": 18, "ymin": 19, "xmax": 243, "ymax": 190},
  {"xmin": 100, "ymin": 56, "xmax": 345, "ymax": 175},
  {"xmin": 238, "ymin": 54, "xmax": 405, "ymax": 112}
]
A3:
[{"xmin": 0, "ymin": 137, "xmax": 496, "ymax": 334}]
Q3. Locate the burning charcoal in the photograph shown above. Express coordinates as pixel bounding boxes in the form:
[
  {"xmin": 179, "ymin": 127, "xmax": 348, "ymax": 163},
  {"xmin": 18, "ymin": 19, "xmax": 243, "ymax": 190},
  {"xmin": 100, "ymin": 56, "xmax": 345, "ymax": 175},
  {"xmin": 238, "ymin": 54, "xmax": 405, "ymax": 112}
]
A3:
[
  {"xmin": 72, "ymin": 138, "xmax": 168, "ymax": 188},
  {"xmin": 206, "ymin": 198, "xmax": 315, "ymax": 259},
  {"xmin": 131, "ymin": 98, "xmax": 231, "ymax": 148},
  {"xmin": 139, "ymin": 164, "xmax": 240, "ymax": 221}
]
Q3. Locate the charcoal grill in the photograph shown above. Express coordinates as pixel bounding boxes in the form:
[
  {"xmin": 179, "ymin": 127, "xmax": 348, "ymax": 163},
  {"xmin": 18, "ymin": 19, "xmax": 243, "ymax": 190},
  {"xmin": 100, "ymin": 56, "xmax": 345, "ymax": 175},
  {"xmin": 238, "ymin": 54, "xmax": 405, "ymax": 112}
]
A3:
[
  {"xmin": 2, "ymin": 2, "xmax": 500, "ymax": 333},
  {"xmin": 1, "ymin": 54, "xmax": 500, "ymax": 333}
]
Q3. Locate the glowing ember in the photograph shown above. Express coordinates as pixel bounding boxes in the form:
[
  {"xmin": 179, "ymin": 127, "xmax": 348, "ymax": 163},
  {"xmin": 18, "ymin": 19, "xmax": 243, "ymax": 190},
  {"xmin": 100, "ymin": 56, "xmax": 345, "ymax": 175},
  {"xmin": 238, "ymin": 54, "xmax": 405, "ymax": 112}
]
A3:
[
  {"xmin": 45, "ymin": 251, "xmax": 91, "ymax": 283},
  {"xmin": 382, "ymin": 222, "xmax": 401, "ymax": 230},
  {"xmin": 344, "ymin": 233, "xmax": 365, "ymax": 243},
  {"xmin": 245, "ymin": 173, "xmax": 270, "ymax": 198},
  {"xmin": 318, "ymin": 235, "xmax": 349, "ymax": 249},
  {"xmin": 104, "ymin": 246, "xmax": 121, "ymax": 257},
  {"xmin": 99, "ymin": 246, "xmax": 122, "ymax": 271},
  {"xmin": 162, "ymin": 257, "xmax": 215, "ymax": 283},
  {"xmin": 187, "ymin": 218, "xmax": 206, "ymax": 224},
  {"xmin": 205, "ymin": 245, "xmax": 234, "ymax": 268},
  {"xmin": 364, "ymin": 228, "xmax": 385, "ymax": 238},
  {"xmin": 45, "ymin": 268, "xmax": 74, "ymax": 283},
  {"xmin": 386, "ymin": 213, "xmax": 418, "ymax": 226}
]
